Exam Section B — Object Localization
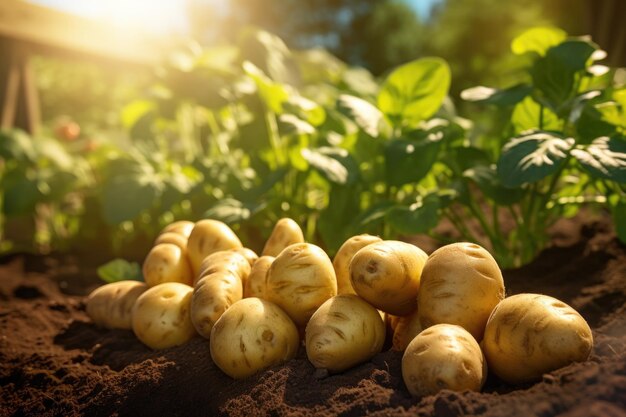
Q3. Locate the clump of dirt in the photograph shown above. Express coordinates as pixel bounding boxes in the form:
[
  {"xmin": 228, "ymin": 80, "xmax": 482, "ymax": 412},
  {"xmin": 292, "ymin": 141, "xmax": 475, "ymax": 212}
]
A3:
[{"xmin": 1, "ymin": 215, "xmax": 625, "ymax": 416}]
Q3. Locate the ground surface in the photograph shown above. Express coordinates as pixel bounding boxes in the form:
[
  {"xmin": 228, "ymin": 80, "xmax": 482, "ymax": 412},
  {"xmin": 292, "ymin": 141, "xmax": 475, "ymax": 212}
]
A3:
[{"xmin": 1, "ymin": 214, "xmax": 625, "ymax": 417}]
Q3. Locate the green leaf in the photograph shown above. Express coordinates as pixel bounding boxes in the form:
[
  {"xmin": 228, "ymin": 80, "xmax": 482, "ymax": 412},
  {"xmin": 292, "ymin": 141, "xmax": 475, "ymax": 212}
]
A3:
[
  {"xmin": 97, "ymin": 259, "xmax": 143, "ymax": 283},
  {"xmin": 612, "ymin": 200, "xmax": 626, "ymax": 244},
  {"xmin": 204, "ymin": 198, "xmax": 265, "ymax": 224},
  {"xmin": 575, "ymin": 101, "xmax": 618, "ymax": 144},
  {"xmin": 301, "ymin": 147, "xmax": 359, "ymax": 186},
  {"xmin": 36, "ymin": 138, "xmax": 73, "ymax": 170},
  {"xmin": 446, "ymin": 146, "xmax": 491, "ymax": 175},
  {"xmin": 460, "ymin": 84, "xmax": 532, "ymax": 106},
  {"xmin": 350, "ymin": 201, "xmax": 395, "ymax": 233},
  {"xmin": 337, "ymin": 94, "xmax": 384, "ymax": 137},
  {"xmin": 286, "ymin": 95, "xmax": 326, "ymax": 126},
  {"xmin": 571, "ymin": 136, "xmax": 626, "ymax": 182},
  {"xmin": 463, "ymin": 165, "xmax": 524, "ymax": 205},
  {"xmin": 244, "ymin": 61, "xmax": 289, "ymax": 114},
  {"xmin": 497, "ymin": 131, "xmax": 575, "ymax": 187},
  {"xmin": 384, "ymin": 127, "xmax": 444, "ymax": 186},
  {"xmin": 386, "ymin": 193, "xmax": 440, "ymax": 234},
  {"xmin": 2, "ymin": 174, "xmax": 41, "ymax": 216},
  {"xmin": 511, "ymin": 27, "xmax": 567, "ymax": 56},
  {"xmin": 317, "ymin": 185, "xmax": 361, "ymax": 254},
  {"xmin": 0, "ymin": 129, "xmax": 36, "ymax": 162},
  {"xmin": 511, "ymin": 96, "xmax": 561, "ymax": 133},
  {"xmin": 377, "ymin": 57, "xmax": 451, "ymax": 126},
  {"xmin": 121, "ymin": 100, "xmax": 156, "ymax": 130},
  {"xmin": 279, "ymin": 114, "xmax": 315, "ymax": 135}
]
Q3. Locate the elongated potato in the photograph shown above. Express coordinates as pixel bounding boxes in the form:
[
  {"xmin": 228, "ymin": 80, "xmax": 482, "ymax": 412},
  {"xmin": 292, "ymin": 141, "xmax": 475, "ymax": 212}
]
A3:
[
  {"xmin": 306, "ymin": 294, "xmax": 385, "ymax": 372},
  {"xmin": 187, "ymin": 219, "xmax": 242, "ymax": 277},
  {"xmin": 190, "ymin": 271, "xmax": 243, "ymax": 338},
  {"xmin": 402, "ymin": 324, "xmax": 487, "ymax": 397},
  {"xmin": 266, "ymin": 243, "xmax": 337, "ymax": 327},
  {"xmin": 333, "ymin": 234, "xmax": 382, "ymax": 295},
  {"xmin": 210, "ymin": 297, "xmax": 300, "ymax": 379},
  {"xmin": 262, "ymin": 218, "xmax": 305, "ymax": 257},
  {"xmin": 231, "ymin": 247, "xmax": 259, "ymax": 266},
  {"xmin": 160, "ymin": 220, "xmax": 195, "ymax": 238},
  {"xmin": 86, "ymin": 280, "xmax": 148, "ymax": 330},
  {"xmin": 482, "ymin": 293, "xmax": 593, "ymax": 384},
  {"xmin": 392, "ymin": 308, "xmax": 423, "ymax": 351},
  {"xmin": 131, "ymin": 282, "xmax": 196, "ymax": 349},
  {"xmin": 154, "ymin": 232, "xmax": 188, "ymax": 250},
  {"xmin": 243, "ymin": 256, "xmax": 274, "ymax": 299},
  {"xmin": 143, "ymin": 243, "xmax": 193, "ymax": 287},
  {"xmin": 350, "ymin": 241, "xmax": 427, "ymax": 316},
  {"xmin": 194, "ymin": 251, "xmax": 251, "ymax": 286},
  {"xmin": 418, "ymin": 242, "xmax": 505, "ymax": 341}
]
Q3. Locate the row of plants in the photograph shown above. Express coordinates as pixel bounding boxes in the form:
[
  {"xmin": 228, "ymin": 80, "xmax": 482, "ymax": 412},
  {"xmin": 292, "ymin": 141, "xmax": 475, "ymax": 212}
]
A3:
[{"xmin": 1, "ymin": 27, "xmax": 624, "ymax": 267}]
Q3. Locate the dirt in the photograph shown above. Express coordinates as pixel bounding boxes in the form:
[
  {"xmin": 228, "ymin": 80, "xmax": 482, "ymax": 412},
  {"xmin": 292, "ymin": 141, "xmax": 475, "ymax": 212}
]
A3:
[{"xmin": 1, "ymin": 213, "xmax": 625, "ymax": 417}]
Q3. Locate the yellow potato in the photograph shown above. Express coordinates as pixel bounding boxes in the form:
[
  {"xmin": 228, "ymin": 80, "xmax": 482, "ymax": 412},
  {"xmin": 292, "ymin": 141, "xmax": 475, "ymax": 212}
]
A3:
[
  {"xmin": 350, "ymin": 241, "xmax": 427, "ymax": 316},
  {"xmin": 418, "ymin": 242, "xmax": 505, "ymax": 341},
  {"xmin": 402, "ymin": 324, "xmax": 486, "ymax": 397},
  {"xmin": 190, "ymin": 271, "xmax": 243, "ymax": 338},
  {"xmin": 333, "ymin": 234, "xmax": 382, "ymax": 295},
  {"xmin": 210, "ymin": 297, "xmax": 300, "ymax": 379},
  {"xmin": 194, "ymin": 251, "xmax": 251, "ymax": 286},
  {"xmin": 262, "ymin": 218, "xmax": 305, "ymax": 257},
  {"xmin": 482, "ymin": 293, "xmax": 593, "ymax": 384},
  {"xmin": 231, "ymin": 247, "xmax": 259, "ymax": 266},
  {"xmin": 305, "ymin": 294, "xmax": 386, "ymax": 372},
  {"xmin": 160, "ymin": 220, "xmax": 195, "ymax": 238},
  {"xmin": 154, "ymin": 232, "xmax": 188, "ymax": 250},
  {"xmin": 86, "ymin": 280, "xmax": 148, "ymax": 330},
  {"xmin": 187, "ymin": 219, "xmax": 243, "ymax": 277},
  {"xmin": 131, "ymin": 282, "xmax": 196, "ymax": 349},
  {"xmin": 243, "ymin": 255, "xmax": 274, "ymax": 299},
  {"xmin": 266, "ymin": 243, "xmax": 337, "ymax": 327},
  {"xmin": 143, "ymin": 243, "xmax": 193, "ymax": 287},
  {"xmin": 392, "ymin": 308, "xmax": 423, "ymax": 351}
]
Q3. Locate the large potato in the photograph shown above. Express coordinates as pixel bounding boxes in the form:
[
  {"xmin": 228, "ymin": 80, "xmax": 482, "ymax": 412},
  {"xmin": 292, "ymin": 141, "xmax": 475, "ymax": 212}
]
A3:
[
  {"xmin": 333, "ymin": 234, "xmax": 382, "ymax": 295},
  {"xmin": 266, "ymin": 243, "xmax": 337, "ymax": 327},
  {"xmin": 350, "ymin": 241, "xmax": 427, "ymax": 316},
  {"xmin": 243, "ymin": 255, "xmax": 274, "ymax": 299},
  {"xmin": 231, "ymin": 247, "xmax": 259, "ymax": 266},
  {"xmin": 262, "ymin": 218, "xmax": 305, "ymax": 257},
  {"xmin": 160, "ymin": 220, "xmax": 195, "ymax": 238},
  {"xmin": 305, "ymin": 294, "xmax": 385, "ymax": 372},
  {"xmin": 131, "ymin": 282, "xmax": 196, "ymax": 349},
  {"xmin": 190, "ymin": 271, "xmax": 243, "ymax": 338},
  {"xmin": 187, "ymin": 219, "xmax": 242, "ymax": 277},
  {"xmin": 210, "ymin": 297, "xmax": 300, "ymax": 379},
  {"xmin": 194, "ymin": 251, "xmax": 251, "ymax": 286},
  {"xmin": 402, "ymin": 324, "xmax": 486, "ymax": 397},
  {"xmin": 418, "ymin": 242, "xmax": 505, "ymax": 341},
  {"xmin": 86, "ymin": 280, "xmax": 148, "ymax": 330},
  {"xmin": 392, "ymin": 308, "xmax": 423, "ymax": 352},
  {"xmin": 482, "ymin": 293, "xmax": 593, "ymax": 384},
  {"xmin": 154, "ymin": 232, "xmax": 188, "ymax": 250},
  {"xmin": 143, "ymin": 243, "xmax": 193, "ymax": 287}
]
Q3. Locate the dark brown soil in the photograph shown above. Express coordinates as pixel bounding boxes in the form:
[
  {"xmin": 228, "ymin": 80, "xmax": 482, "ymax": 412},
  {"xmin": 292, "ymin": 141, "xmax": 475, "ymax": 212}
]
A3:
[{"xmin": 1, "ymin": 214, "xmax": 625, "ymax": 417}]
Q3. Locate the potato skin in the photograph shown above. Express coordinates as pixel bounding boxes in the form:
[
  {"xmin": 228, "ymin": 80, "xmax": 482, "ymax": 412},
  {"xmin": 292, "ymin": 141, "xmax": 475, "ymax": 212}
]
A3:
[
  {"xmin": 194, "ymin": 251, "xmax": 251, "ymax": 286},
  {"xmin": 243, "ymin": 256, "xmax": 274, "ymax": 299},
  {"xmin": 305, "ymin": 294, "xmax": 385, "ymax": 372},
  {"xmin": 402, "ymin": 324, "xmax": 486, "ymax": 397},
  {"xmin": 160, "ymin": 220, "xmax": 195, "ymax": 238},
  {"xmin": 482, "ymin": 293, "xmax": 593, "ymax": 384},
  {"xmin": 266, "ymin": 243, "xmax": 337, "ymax": 327},
  {"xmin": 187, "ymin": 219, "xmax": 243, "ymax": 277},
  {"xmin": 86, "ymin": 280, "xmax": 147, "ymax": 330},
  {"xmin": 143, "ymin": 243, "xmax": 193, "ymax": 287},
  {"xmin": 392, "ymin": 308, "xmax": 423, "ymax": 351},
  {"xmin": 262, "ymin": 218, "xmax": 305, "ymax": 257},
  {"xmin": 350, "ymin": 241, "xmax": 427, "ymax": 316},
  {"xmin": 131, "ymin": 282, "xmax": 196, "ymax": 349},
  {"xmin": 333, "ymin": 234, "xmax": 382, "ymax": 295},
  {"xmin": 210, "ymin": 297, "xmax": 300, "ymax": 379},
  {"xmin": 418, "ymin": 242, "xmax": 505, "ymax": 341},
  {"xmin": 190, "ymin": 271, "xmax": 243, "ymax": 338},
  {"xmin": 154, "ymin": 232, "xmax": 188, "ymax": 250},
  {"xmin": 231, "ymin": 247, "xmax": 259, "ymax": 266}
]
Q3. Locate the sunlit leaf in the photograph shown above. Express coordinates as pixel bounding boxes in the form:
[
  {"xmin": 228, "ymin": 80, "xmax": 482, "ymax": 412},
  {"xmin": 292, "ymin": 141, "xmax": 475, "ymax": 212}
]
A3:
[
  {"xmin": 301, "ymin": 147, "xmax": 359, "ymax": 185},
  {"xmin": 460, "ymin": 84, "xmax": 532, "ymax": 106},
  {"xmin": 0, "ymin": 129, "xmax": 36, "ymax": 162},
  {"xmin": 337, "ymin": 94, "xmax": 384, "ymax": 137},
  {"xmin": 204, "ymin": 198, "xmax": 265, "ymax": 224},
  {"xmin": 97, "ymin": 259, "xmax": 142, "ymax": 283},
  {"xmin": 121, "ymin": 100, "xmax": 156, "ymax": 130},
  {"xmin": 511, "ymin": 27, "xmax": 567, "ymax": 56},
  {"xmin": 279, "ymin": 114, "xmax": 315, "ymax": 135},
  {"xmin": 244, "ymin": 61, "xmax": 289, "ymax": 113},
  {"xmin": 571, "ymin": 136, "xmax": 626, "ymax": 182},
  {"xmin": 511, "ymin": 96, "xmax": 561, "ymax": 133},
  {"xmin": 463, "ymin": 165, "xmax": 524, "ymax": 205}
]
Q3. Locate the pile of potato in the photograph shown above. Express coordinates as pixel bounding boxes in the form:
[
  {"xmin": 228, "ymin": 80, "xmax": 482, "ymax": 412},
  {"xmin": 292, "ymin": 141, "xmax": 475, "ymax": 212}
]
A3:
[{"xmin": 86, "ymin": 217, "xmax": 594, "ymax": 396}]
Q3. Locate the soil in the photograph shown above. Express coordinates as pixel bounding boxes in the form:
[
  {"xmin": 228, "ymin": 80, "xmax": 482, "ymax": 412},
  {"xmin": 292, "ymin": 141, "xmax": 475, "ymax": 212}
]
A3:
[{"xmin": 1, "ymin": 213, "xmax": 625, "ymax": 417}]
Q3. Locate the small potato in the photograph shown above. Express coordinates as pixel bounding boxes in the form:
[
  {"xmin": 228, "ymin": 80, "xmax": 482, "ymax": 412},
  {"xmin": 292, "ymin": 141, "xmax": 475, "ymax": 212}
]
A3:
[
  {"xmin": 402, "ymin": 324, "xmax": 486, "ymax": 397},
  {"xmin": 266, "ymin": 243, "xmax": 337, "ymax": 327},
  {"xmin": 154, "ymin": 232, "xmax": 188, "ymax": 250},
  {"xmin": 187, "ymin": 219, "xmax": 243, "ymax": 277},
  {"xmin": 86, "ymin": 280, "xmax": 148, "ymax": 330},
  {"xmin": 262, "ymin": 218, "xmax": 305, "ymax": 257},
  {"xmin": 190, "ymin": 271, "xmax": 243, "ymax": 338},
  {"xmin": 210, "ymin": 297, "xmax": 300, "ymax": 379},
  {"xmin": 131, "ymin": 282, "xmax": 196, "ymax": 349},
  {"xmin": 305, "ymin": 294, "xmax": 385, "ymax": 372},
  {"xmin": 417, "ymin": 242, "xmax": 505, "ymax": 341},
  {"xmin": 350, "ymin": 241, "xmax": 427, "ymax": 316},
  {"xmin": 194, "ymin": 251, "xmax": 251, "ymax": 286},
  {"xmin": 160, "ymin": 220, "xmax": 195, "ymax": 238},
  {"xmin": 392, "ymin": 308, "xmax": 424, "ymax": 351},
  {"xmin": 231, "ymin": 247, "xmax": 259, "ymax": 266},
  {"xmin": 482, "ymin": 293, "xmax": 593, "ymax": 384},
  {"xmin": 333, "ymin": 234, "xmax": 382, "ymax": 295},
  {"xmin": 143, "ymin": 243, "xmax": 193, "ymax": 287},
  {"xmin": 243, "ymin": 256, "xmax": 274, "ymax": 299}
]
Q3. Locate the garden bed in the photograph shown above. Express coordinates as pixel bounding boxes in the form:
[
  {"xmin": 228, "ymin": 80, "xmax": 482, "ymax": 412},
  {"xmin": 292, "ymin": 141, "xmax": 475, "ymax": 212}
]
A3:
[{"xmin": 1, "ymin": 213, "xmax": 625, "ymax": 417}]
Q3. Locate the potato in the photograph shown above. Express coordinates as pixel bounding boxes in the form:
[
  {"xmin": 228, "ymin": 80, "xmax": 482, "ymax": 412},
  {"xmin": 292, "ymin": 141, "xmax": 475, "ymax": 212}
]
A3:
[
  {"xmin": 350, "ymin": 241, "xmax": 427, "ymax": 316},
  {"xmin": 243, "ymin": 255, "xmax": 274, "ymax": 299},
  {"xmin": 86, "ymin": 280, "xmax": 148, "ymax": 330},
  {"xmin": 131, "ymin": 282, "xmax": 196, "ymax": 349},
  {"xmin": 190, "ymin": 271, "xmax": 243, "ymax": 338},
  {"xmin": 210, "ymin": 297, "xmax": 300, "ymax": 379},
  {"xmin": 194, "ymin": 251, "xmax": 251, "ymax": 286},
  {"xmin": 262, "ymin": 218, "xmax": 305, "ymax": 257},
  {"xmin": 333, "ymin": 234, "xmax": 382, "ymax": 295},
  {"xmin": 143, "ymin": 243, "xmax": 193, "ymax": 287},
  {"xmin": 417, "ymin": 242, "xmax": 505, "ymax": 341},
  {"xmin": 392, "ymin": 308, "xmax": 423, "ymax": 351},
  {"xmin": 154, "ymin": 232, "xmax": 188, "ymax": 250},
  {"xmin": 187, "ymin": 219, "xmax": 243, "ymax": 277},
  {"xmin": 305, "ymin": 294, "xmax": 385, "ymax": 372},
  {"xmin": 402, "ymin": 324, "xmax": 486, "ymax": 397},
  {"xmin": 160, "ymin": 220, "xmax": 195, "ymax": 238},
  {"xmin": 265, "ymin": 243, "xmax": 337, "ymax": 327},
  {"xmin": 231, "ymin": 247, "xmax": 259, "ymax": 266},
  {"xmin": 482, "ymin": 293, "xmax": 593, "ymax": 384}
]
